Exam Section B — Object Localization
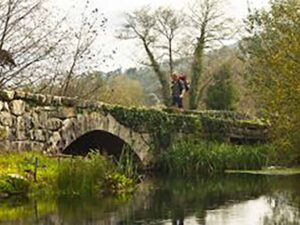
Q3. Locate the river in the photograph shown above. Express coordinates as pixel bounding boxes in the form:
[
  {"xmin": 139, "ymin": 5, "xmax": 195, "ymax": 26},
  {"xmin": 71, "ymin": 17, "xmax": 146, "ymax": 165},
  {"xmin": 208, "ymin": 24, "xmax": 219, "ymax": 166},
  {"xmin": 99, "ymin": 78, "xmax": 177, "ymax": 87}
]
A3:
[{"xmin": 0, "ymin": 173, "xmax": 299, "ymax": 225}]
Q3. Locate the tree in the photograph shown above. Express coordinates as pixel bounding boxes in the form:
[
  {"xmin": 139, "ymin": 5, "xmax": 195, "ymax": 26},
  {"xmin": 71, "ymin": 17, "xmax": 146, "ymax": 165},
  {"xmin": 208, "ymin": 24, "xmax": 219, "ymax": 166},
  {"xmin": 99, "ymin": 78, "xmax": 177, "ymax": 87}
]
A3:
[
  {"xmin": 101, "ymin": 75, "xmax": 146, "ymax": 106},
  {"xmin": 60, "ymin": 1, "xmax": 106, "ymax": 96},
  {"xmin": 188, "ymin": 0, "xmax": 234, "ymax": 109},
  {"xmin": 0, "ymin": 0, "xmax": 107, "ymax": 96},
  {"xmin": 118, "ymin": 6, "xmax": 185, "ymax": 106},
  {"xmin": 36, "ymin": 71, "xmax": 107, "ymax": 100},
  {"xmin": 205, "ymin": 64, "xmax": 238, "ymax": 110},
  {"xmin": 0, "ymin": 0, "xmax": 64, "ymax": 88},
  {"xmin": 242, "ymin": 0, "xmax": 300, "ymax": 161},
  {"xmin": 154, "ymin": 7, "xmax": 186, "ymax": 76}
]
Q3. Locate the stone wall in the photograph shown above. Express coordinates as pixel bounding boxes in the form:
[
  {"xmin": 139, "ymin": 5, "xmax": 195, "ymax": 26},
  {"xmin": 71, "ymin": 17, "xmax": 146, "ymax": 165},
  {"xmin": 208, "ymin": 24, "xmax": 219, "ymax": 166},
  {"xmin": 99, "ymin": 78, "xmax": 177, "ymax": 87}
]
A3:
[{"xmin": 0, "ymin": 90, "xmax": 154, "ymax": 165}]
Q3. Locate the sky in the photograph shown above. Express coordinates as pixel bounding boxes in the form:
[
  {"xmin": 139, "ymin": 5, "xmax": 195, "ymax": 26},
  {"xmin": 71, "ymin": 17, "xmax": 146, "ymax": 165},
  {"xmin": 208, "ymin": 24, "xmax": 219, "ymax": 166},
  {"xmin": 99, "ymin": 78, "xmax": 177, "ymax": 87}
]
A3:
[{"xmin": 49, "ymin": 0, "xmax": 269, "ymax": 72}]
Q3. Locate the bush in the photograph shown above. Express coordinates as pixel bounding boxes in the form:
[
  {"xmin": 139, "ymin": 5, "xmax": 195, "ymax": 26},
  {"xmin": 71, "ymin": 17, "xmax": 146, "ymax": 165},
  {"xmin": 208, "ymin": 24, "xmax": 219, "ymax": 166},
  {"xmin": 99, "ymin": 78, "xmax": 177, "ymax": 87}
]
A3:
[{"xmin": 0, "ymin": 174, "xmax": 30, "ymax": 196}]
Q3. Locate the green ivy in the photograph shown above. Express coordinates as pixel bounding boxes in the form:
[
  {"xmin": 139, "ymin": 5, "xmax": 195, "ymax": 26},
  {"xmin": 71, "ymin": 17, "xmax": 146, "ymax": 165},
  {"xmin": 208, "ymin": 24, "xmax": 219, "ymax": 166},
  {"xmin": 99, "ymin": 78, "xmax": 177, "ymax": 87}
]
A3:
[
  {"xmin": 103, "ymin": 105, "xmax": 202, "ymax": 150},
  {"xmin": 95, "ymin": 104, "xmax": 269, "ymax": 151}
]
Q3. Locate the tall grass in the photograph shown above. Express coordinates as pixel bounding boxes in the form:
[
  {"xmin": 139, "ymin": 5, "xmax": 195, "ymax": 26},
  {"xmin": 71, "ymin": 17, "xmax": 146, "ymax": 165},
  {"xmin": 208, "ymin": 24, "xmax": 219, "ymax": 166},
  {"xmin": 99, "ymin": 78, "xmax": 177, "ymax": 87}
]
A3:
[
  {"xmin": 0, "ymin": 149, "xmax": 139, "ymax": 197},
  {"xmin": 57, "ymin": 151, "xmax": 113, "ymax": 196},
  {"xmin": 115, "ymin": 146, "xmax": 139, "ymax": 181},
  {"xmin": 160, "ymin": 141, "xmax": 273, "ymax": 175}
]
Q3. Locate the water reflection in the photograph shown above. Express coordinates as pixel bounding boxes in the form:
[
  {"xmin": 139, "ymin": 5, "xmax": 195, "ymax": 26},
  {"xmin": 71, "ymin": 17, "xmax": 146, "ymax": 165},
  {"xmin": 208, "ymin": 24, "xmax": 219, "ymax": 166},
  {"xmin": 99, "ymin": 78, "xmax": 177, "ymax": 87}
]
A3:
[{"xmin": 0, "ymin": 174, "xmax": 299, "ymax": 225}]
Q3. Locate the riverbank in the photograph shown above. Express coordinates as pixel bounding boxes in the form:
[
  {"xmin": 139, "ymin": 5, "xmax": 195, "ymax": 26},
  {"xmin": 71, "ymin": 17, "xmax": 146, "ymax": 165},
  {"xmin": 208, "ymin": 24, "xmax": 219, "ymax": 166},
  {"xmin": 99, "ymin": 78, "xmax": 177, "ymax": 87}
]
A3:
[
  {"xmin": 0, "ymin": 151, "xmax": 138, "ymax": 198},
  {"xmin": 226, "ymin": 167, "xmax": 300, "ymax": 175},
  {"xmin": 0, "ymin": 140, "xmax": 297, "ymax": 198},
  {"xmin": 1, "ymin": 173, "xmax": 299, "ymax": 224}
]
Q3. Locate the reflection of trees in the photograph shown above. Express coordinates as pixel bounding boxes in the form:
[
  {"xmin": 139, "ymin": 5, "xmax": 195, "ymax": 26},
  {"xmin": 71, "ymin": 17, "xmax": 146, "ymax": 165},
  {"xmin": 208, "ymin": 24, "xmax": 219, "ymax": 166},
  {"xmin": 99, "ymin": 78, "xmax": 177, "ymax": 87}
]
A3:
[
  {"xmin": 263, "ymin": 175, "xmax": 300, "ymax": 225},
  {"xmin": 264, "ymin": 198, "xmax": 300, "ymax": 225},
  {"xmin": 1, "ymin": 175, "xmax": 300, "ymax": 225},
  {"xmin": 118, "ymin": 174, "xmax": 271, "ymax": 224}
]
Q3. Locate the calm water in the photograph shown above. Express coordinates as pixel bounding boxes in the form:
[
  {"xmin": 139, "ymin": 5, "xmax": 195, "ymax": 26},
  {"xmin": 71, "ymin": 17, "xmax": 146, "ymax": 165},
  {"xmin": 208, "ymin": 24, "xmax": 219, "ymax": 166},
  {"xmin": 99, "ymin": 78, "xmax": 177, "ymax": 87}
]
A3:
[{"xmin": 0, "ymin": 174, "xmax": 299, "ymax": 225}]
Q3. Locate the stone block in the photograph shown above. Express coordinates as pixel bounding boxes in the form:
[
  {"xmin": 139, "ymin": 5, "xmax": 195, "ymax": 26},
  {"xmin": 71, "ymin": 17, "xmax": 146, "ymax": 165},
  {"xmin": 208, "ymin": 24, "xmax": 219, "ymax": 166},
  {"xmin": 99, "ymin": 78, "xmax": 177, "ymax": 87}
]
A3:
[
  {"xmin": 0, "ymin": 140, "xmax": 9, "ymax": 151},
  {"xmin": 0, "ymin": 90, "xmax": 15, "ymax": 101},
  {"xmin": 30, "ymin": 129, "xmax": 46, "ymax": 142},
  {"xmin": 16, "ymin": 130, "xmax": 28, "ymax": 141},
  {"xmin": 0, "ymin": 101, "xmax": 3, "ymax": 111},
  {"xmin": 0, "ymin": 111, "xmax": 14, "ymax": 127},
  {"xmin": 37, "ymin": 111, "xmax": 49, "ymax": 128},
  {"xmin": 10, "ymin": 141, "xmax": 32, "ymax": 151},
  {"xmin": 42, "ymin": 106, "xmax": 57, "ymax": 111},
  {"xmin": 31, "ymin": 112, "xmax": 42, "ymax": 128},
  {"xmin": 10, "ymin": 100, "xmax": 26, "ymax": 116},
  {"xmin": 53, "ymin": 107, "xmax": 76, "ymax": 119},
  {"xmin": 46, "ymin": 118, "xmax": 63, "ymax": 131},
  {"xmin": 30, "ymin": 142, "xmax": 45, "ymax": 151},
  {"xmin": 16, "ymin": 115, "xmax": 32, "ymax": 131},
  {"xmin": 48, "ymin": 131, "xmax": 62, "ymax": 147},
  {"xmin": 14, "ymin": 91, "xmax": 26, "ymax": 99},
  {"xmin": 52, "ymin": 96, "xmax": 62, "ymax": 106},
  {"xmin": 0, "ymin": 126, "xmax": 7, "ymax": 140},
  {"xmin": 3, "ymin": 102, "xmax": 10, "ymax": 111},
  {"xmin": 6, "ymin": 127, "xmax": 16, "ymax": 141}
]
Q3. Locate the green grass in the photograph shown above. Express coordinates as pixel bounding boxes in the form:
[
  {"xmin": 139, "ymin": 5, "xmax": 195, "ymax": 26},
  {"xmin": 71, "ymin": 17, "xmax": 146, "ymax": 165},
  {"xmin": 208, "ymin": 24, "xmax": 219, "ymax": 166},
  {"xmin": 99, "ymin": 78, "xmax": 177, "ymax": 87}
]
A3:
[
  {"xmin": 0, "ymin": 150, "xmax": 138, "ymax": 198},
  {"xmin": 160, "ymin": 140, "xmax": 274, "ymax": 175},
  {"xmin": 56, "ymin": 151, "xmax": 113, "ymax": 196}
]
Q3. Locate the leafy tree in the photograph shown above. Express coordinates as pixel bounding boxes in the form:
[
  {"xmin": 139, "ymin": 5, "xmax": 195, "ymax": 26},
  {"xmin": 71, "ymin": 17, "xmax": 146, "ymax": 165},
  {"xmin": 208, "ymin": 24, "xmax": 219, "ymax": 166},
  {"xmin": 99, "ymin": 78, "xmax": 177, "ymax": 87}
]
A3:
[
  {"xmin": 242, "ymin": 0, "xmax": 300, "ymax": 161},
  {"xmin": 205, "ymin": 64, "xmax": 238, "ymax": 110}
]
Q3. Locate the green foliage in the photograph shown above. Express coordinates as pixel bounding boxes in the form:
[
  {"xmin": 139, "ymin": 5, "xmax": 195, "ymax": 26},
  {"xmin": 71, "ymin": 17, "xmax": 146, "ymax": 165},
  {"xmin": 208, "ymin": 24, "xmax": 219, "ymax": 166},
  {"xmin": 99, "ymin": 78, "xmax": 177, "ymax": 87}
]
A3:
[
  {"xmin": 0, "ymin": 174, "xmax": 30, "ymax": 195},
  {"xmin": 104, "ymin": 104, "xmax": 268, "ymax": 149},
  {"xmin": 161, "ymin": 140, "xmax": 272, "ymax": 175},
  {"xmin": 103, "ymin": 172, "xmax": 134, "ymax": 195},
  {"xmin": 115, "ymin": 147, "xmax": 139, "ymax": 181},
  {"xmin": 57, "ymin": 151, "xmax": 111, "ymax": 196},
  {"xmin": 242, "ymin": 0, "xmax": 300, "ymax": 162},
  {"xmin": 105, "ymin": 105, "xmax": 202, "ymax": 149},
  {"xmin": 0, "ymin": 151, "xmax": 139, "ymax": 198},
  {"xmin": 205, "ymin": 64, "xmax": 239, "ymax": 110}
]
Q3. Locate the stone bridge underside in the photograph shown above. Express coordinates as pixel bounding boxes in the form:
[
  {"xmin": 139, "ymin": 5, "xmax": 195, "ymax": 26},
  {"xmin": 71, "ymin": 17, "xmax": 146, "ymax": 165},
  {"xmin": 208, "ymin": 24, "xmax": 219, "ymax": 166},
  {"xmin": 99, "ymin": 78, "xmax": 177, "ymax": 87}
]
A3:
[{"xmin": 0, "ymin": 90, "xmax": 268, "ymax": 167}]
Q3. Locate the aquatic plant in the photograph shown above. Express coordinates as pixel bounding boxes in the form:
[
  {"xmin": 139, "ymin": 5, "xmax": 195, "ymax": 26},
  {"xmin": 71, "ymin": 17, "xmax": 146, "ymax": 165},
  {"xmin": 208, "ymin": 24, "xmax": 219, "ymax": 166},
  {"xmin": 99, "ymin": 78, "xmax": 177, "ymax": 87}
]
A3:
[{"xmin": 160, "ymin": 140, "xmax": 272, "ymax": 175}]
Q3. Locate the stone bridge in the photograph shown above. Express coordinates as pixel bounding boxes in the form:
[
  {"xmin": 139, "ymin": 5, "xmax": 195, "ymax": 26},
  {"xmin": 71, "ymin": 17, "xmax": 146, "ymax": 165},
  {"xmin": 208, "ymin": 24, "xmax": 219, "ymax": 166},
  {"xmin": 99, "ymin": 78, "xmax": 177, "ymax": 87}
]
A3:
[{"xmin": 0, "ymin": 90, "xmax": 268, "ymax": 167}]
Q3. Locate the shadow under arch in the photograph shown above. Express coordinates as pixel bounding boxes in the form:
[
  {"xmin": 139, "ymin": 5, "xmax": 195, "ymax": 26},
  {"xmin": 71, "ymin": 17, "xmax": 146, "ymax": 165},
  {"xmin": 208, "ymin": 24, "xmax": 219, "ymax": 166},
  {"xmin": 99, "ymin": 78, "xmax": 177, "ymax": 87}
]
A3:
[{"xmin": 62, "ymin": 130, "xmax": 142, "ymax": 166}]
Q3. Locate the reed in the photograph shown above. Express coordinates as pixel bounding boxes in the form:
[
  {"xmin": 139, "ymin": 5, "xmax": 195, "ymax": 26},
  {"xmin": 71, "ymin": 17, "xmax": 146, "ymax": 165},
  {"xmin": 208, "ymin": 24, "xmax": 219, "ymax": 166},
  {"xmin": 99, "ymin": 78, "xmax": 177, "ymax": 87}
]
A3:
[
  {"xmin": 56, "ymin": 151, "xmax": 112, "ymax": 196},
  {"xmin": 160, "ymin": 140, "xmax": 272, "ymax": 175}
]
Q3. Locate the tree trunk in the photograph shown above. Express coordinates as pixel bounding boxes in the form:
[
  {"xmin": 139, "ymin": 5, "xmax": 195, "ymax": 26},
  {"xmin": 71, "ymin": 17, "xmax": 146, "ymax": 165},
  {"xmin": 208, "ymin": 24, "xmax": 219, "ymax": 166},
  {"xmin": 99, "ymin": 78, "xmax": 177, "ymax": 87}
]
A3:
[
  {"xmin": 143, "ymin": 40, "xmax": 171, "ymax": 106},
  {"xmin": 168, "ymin": 38, "xmax": 173, "ymax": 76},
  {"xmin": 189, "ymin": 35, "xmax": 205, "ymax": 110}
]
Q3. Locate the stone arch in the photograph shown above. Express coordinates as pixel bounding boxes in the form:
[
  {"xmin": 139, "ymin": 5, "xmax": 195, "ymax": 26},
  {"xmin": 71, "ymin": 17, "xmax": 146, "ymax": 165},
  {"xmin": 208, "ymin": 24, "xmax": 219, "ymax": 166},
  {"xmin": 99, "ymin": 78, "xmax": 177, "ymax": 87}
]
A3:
[
  {"xmin": 48, "ymin": 112, "xmax": 153, "ymax": 167},
  {"xmin": 62, "ymin": 130, "xmax": 142, "ymax": 165}
]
